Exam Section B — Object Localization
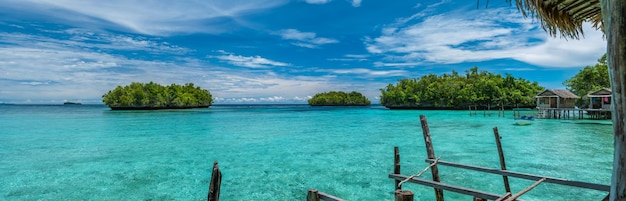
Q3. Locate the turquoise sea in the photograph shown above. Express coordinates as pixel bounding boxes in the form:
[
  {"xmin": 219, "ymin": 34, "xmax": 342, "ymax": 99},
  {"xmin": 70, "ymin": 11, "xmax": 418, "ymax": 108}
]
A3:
[{"xmin": 0, "ymin": 104, "xmax": 613, "ymax": 200}]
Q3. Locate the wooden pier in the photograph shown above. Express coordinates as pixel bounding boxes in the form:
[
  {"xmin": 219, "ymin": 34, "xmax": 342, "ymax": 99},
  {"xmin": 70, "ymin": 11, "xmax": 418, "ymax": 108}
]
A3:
[
  {"xmin": 387, "ymin": 115, "xmax": 610, "ymax": 201},
  {"xmin": 206, "ymin": 115, "xmax": 610, "ymax": 200}
]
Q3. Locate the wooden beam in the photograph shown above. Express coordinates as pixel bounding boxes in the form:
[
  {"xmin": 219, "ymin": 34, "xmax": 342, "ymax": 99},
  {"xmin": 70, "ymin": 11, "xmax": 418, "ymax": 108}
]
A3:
[
  {"xmin": 504, "ymin": 178, "xmax": 547, "ymax": 201},
  {"xmin": 318, "ymin": 191, "xmax": 346, "ymax": 201},
  {"xmin": 493, "ymin": 127, "xmax": 511, "ymax": 193},
  {"xmin": 419, "ymin": 115, "xmax": 445, "ymax": 201},
  {"xmin": 602, "ymin": 0, "xmax": 626, "ymax": 200},
  {"xmin": 425, "ymin": 159, "xmax": 610, "ymax": 192},
  {"xmin": 389, "ymin": 174, "xmax": 508, "ymax": 200}
]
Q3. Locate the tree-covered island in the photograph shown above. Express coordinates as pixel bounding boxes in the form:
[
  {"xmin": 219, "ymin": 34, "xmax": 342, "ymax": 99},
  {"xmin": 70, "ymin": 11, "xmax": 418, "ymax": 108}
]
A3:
[
  {"xmin": 380, "ymin": 67, "xmax": 544, "ymax": 109},
  {"xmin": 102, "ymin": 82, "xmax": 213, "ymax": 110},
  {"xmin": 308, "ymin": 91, "xmax": 371, "ymax": 106}
]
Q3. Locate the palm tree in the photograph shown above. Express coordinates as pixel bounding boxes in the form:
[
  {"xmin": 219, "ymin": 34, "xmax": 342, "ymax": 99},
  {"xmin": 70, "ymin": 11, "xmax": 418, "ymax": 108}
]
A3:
[{"xmin": 507, "ymin": 1, "xmax": 623, "ymax": 200}]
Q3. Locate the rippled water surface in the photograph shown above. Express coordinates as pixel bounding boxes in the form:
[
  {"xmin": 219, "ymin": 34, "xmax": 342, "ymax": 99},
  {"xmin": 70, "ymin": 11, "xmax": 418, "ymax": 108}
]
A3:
[{"xmin": 0, "ymin": 104, "xmax": 613, "ymax": 200}]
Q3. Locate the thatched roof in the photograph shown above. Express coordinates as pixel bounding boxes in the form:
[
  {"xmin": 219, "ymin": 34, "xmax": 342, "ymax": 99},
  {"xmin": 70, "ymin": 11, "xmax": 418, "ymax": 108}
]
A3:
[
  {"xmin": 586, "ymin": 88, "xmax": 612, "ymax": 97},
  {"xmin": 511, "ymin": 0, "xmax": 602, "ymax": 39},
  {"xmin": 535, "ymin": 89, "xmax": 579, "ymax": 99}
]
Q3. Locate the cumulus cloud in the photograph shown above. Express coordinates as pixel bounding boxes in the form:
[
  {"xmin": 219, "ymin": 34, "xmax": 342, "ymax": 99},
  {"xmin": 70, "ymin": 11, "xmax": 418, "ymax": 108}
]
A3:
[
  {"xmin": 366, "ymin": 7, "xmax": 606, "ymax": 68},
  {"xmin": 278, "ymin": 29, "xmax": 339, "ymax": 48}
]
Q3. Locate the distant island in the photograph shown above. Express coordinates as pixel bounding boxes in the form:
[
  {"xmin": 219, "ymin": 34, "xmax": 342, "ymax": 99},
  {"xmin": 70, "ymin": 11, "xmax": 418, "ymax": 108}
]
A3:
[
  {"xmin": 63, "ymin": 101, "xmax": 82, "ymax": 105},
  {"xmin": 380, "ymin": 67, "xmax": 544, "ymax": 110},
  {"xmin": 308, "ymin": 91, "xmax": 371, "ymax": 106},
  {"xmin": 102, "ymin": 82, "xmax": 213, "ymax": 110}
]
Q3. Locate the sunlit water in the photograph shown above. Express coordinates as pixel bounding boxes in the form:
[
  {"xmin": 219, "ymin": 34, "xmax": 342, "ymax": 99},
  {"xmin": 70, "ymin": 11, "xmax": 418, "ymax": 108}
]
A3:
[{"xmin": 0, "ymin": 104, "xmax": 613, "ymax": 200}]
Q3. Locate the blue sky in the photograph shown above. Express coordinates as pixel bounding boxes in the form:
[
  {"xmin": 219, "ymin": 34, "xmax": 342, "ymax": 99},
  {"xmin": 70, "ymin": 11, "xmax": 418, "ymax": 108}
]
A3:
[{"xmin": 0, "ymin": 0, "xmax": 606, "ymax": 104}]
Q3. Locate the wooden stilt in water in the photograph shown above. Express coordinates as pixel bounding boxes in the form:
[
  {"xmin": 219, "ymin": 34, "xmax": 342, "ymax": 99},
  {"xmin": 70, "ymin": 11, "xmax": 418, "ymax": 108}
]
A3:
[
  {"xmin": 394, "ymin": 146, "xmax": 401, "ymax": 190},
  {"xmin": 419, "ymin": 115, "xmax": 444, "ymax": 201},
  {"xmin": 208, "ymin": 161, "xmax": 222, "ymax": 201},
  {"xmin": 473, "ymin": 197, "xmax": 487, "ymax": 201},
  {"xmin": 394, "ymin": 190, "xmax": 414, "ymax": 201},
  {"xmin": 493, "ymin": 127, "xmax": 511, "ymax": 193},
  {"xmin": 307, "ymin": 189, "xmax": 320, "ymax": 201}
]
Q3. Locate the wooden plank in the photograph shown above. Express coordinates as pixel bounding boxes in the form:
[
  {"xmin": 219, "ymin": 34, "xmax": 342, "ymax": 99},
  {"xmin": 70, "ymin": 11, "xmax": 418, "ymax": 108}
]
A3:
[
  {"xmin": 389, "ymin": 174, "xmax": 508, "ymax": 200},
  {"xmin": 318, "ymin": 191, "xmax": 346, "ymax": 201},
  {"xmin": 504, "ymin": 178, "xmax": 546, "ymax": 201},
  {"xmin": 394, "ymin": 146, "xmax": 401, "ymax": 190},
  {"xmin": 494, "ymin": 192, "xmax": 512, "ymax": 201},
  {"xmin": 419, "ymin": 115, "xmax": 444, "ymax": 201},
  {"xmin": 424, "ymin": 159, "xmax": 610, "ymax": 192},
  {"xmin": 602, "ymin": 0, "xmax": 626, "ymax": 200},
  {"xmin": 493, "ymin": 127, "xmax": 511, "ymax": 193}
]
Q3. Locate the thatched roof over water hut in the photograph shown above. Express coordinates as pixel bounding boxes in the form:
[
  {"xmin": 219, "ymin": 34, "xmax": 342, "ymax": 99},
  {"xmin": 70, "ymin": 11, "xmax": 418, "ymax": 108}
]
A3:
[
  {"xmin": 587, "ymin": 88, "xmax": 612, "ymax": 98},
  {"xmin": 534, "ymin": 89, "xmax": 579, "ymax": 99},
  {"xmin": 509, "ymin": 1, "xmax": 626, "ymax": 200},
  {"xmin": 509, "ymin": 0, "xmax": 602, "ymax": 39}
]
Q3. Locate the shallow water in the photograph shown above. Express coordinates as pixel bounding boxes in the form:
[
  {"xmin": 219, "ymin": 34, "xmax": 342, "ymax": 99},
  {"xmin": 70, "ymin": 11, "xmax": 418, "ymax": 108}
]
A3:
[{"xmin": 0, "ymin": 104, "xmax": 613, "ymax": 200}]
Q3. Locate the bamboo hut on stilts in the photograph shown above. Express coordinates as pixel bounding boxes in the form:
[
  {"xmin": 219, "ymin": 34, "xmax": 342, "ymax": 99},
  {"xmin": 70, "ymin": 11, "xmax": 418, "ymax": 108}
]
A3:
[{"xmin": 507, "ymin": 0, "xmax": 625, "ymax": 200}]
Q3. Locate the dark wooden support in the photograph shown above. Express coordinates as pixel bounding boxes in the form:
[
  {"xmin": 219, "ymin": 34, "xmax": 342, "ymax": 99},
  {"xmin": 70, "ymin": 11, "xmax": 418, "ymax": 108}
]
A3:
[
  {"xmin": 394, "ymin": 190, "xmax": 414, "ymax": 201},
  {"xmin": 602, "ymin": 1, "xmax": 626, "ymax": 200},
  {"xmin": 493, "ymin": 127, "xmax": 511, "ymax": 193},
  {"xmin": 473, "ymin": 197, "xmax": 487, "ymax": 201},
  {"xmin": 208, "ymin": 161, "xmax": 222, "ymax": 201},
  {"xmin": 394, "ymin": 146, "xmax": 401, "ymax": 190},
  {"xmin": 307, "ymin": 189, "xmax": 320, "ymax": 201},
  {"xmin": 419, "ymin": 115, "xmax": 444, "ymax": 201}
]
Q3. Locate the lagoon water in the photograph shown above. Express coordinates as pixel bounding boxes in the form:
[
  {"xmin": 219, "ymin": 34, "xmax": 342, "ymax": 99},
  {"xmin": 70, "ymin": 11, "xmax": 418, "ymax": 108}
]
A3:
[{"xmin": 0, "ymin": 104, "xmax": 614, "ymax": 200}]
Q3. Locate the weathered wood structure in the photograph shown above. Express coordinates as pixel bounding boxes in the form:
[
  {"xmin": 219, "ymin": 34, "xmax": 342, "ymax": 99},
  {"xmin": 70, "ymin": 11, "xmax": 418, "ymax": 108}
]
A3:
[
  {"xmin": 506, "ymin": 1, "xmax": 624, "ymax": 198},
  {"xmin": 388, "ymin": 115, "xmax": 610, "ymax": 200},
  {"xmin": 588, "ymin": 88, "xmax": 613, "ymax": 110},
  {"xmin": 584, "ymin": 88, "xmax": 613, "ymax": 119},
  {"xmin": 534, "ymin": 89, "xmax": 582, "ymax": 119},
  {"xmin": 208, "ymin": 161, "xmax": 222, "ymax": 201}
]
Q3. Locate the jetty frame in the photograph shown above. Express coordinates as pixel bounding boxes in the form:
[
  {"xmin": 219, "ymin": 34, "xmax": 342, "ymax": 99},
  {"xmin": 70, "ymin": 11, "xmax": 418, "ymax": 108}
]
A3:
[
  {"xmin": 206, "ymin": 115, "xmax": 609, "ymax": 200},
  {"xmin": 388, "ymin": 115, "xmax": 610, "ymax": 201}
]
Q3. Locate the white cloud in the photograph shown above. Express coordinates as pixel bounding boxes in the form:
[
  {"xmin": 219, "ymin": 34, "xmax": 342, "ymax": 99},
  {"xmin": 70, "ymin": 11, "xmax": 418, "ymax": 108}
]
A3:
[
  {"xmin": 278, "ymin": 29, "xmax": 339, "ymax": 48},
  {"xmin": 5, "ymin": 0, "xmax": 289, "ymax": 36},
  {"xmin": 351, "ymin": 0, "xmax": 362, "ymax": 7},
  {"xmin": 366, "ymin": 8, "xmax": 606, "ymax": 68},
  {"xmin": 327, "ymin": 68, "xmax": 408, "ymax": 77},
  {"xmin": 305, "ymin": 0, "xmax": 331, "ymax": 4},
  {"xmin": 213, "ymin": 51, "xmax": 290, "ymax": 68}
]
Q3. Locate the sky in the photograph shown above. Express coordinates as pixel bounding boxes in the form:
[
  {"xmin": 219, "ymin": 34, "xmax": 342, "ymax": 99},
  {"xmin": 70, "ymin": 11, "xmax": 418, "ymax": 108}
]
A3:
[{"xmin": 0, "ymin": 0, "xmax": 607, "ymax": 104}]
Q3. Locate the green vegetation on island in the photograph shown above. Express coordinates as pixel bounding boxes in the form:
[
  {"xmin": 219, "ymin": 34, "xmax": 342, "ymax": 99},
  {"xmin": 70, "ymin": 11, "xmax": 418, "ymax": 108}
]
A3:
[
  {"xmin": 380, "ymin": 67, "xmax": 544, "ymax": 109},
  {"xmin": 308, "ymin": 91, "xmax": 371, "ymax": 106},
  {"xmin": 102, "ymin": 82, "xmax": 213, "ymax": 110},
  {"xmin": 564, "ymin": 54, "xmax": 610, "ymax": 108}
]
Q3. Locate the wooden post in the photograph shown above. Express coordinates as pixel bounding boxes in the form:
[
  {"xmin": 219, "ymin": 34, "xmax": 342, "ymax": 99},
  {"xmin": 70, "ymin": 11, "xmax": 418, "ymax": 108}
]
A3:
[
  {"xmin": 493, "ymin": 127, "xmax": 511, "ymax": 193},
  {"xmin": 307, "ymin": 189, "xmax": 320, "ymax": 201},
  {"xmin": 394, "ymin": 146, "xmax": 401, "ymax": 190},
  {"xmin": 208, "ymin": 161, "xmax": 222, "ymax": 201},
  {"xmin": 473, "ymin": 197, "xmax": 487, "ymax": 201},
  {"xmin": 395, "ymin": 190, "xmax": 414, "ymax": 201},
  {"xmin": 419, "ymin": 115, "xmax": 444, "ymax": 201},
  {"xmin": 603, "ymin": 0, "xmax": 626, "ymax": 200}
]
